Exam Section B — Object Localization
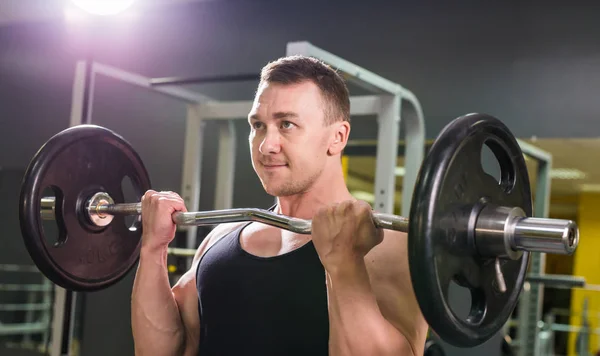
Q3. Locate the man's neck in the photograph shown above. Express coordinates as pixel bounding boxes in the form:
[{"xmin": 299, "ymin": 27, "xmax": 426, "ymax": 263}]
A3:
[{"xmin": 274, "ymin": 172, "xmax": 353, "ymax": 220}]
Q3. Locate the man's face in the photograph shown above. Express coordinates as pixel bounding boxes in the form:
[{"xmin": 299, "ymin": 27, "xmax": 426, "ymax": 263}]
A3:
[{"xmin": 248, "ymin": 81, "xmax": 332, "ymax": 197}]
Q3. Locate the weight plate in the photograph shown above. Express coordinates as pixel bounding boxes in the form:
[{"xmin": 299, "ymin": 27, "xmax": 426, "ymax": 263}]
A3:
[
  {"xmin": 408, "ymin": 113, "xmax": 531, "ymax": 347},
  {"xmin": 19, "ymin": 125, "xmax": 151, "ymax": 291}
]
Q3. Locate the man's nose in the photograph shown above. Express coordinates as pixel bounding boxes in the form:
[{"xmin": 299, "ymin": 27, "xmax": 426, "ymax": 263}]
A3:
[{"xmin": 259, "ymin": 128, "xmax": 281, "ymax": 155}]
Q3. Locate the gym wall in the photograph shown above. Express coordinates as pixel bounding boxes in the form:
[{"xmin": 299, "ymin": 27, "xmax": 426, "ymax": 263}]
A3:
[{"xmin": 1, "ymin": 0, "xmax": 599, "ymax": 355}]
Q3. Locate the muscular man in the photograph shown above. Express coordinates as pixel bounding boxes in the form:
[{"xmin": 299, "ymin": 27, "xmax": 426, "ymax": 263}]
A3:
[{"xmin": 131, "ymin": 55, "xmax": 429, "ymax": 355}]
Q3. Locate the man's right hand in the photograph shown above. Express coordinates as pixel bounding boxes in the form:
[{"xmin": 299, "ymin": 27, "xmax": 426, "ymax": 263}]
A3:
[{"xmin": 140, "ymin": 190, "xmax": 188, "ymax": 252}]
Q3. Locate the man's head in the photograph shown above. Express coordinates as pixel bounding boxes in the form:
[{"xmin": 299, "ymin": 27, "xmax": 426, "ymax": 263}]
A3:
[{"xmin": 248, "ymin": 55, "xmax": 351, "ymax": 197}]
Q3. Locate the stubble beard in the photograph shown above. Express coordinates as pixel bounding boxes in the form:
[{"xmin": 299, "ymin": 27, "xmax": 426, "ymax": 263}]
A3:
[{"xmin": 261, "ymin": 168, "xmax": 323, "ymax": 197}]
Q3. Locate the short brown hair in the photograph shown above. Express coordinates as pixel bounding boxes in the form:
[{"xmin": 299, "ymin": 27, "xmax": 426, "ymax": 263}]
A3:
[{"xmin": 259, "ymin": 55, "xmax": 350, "ymax": 125}]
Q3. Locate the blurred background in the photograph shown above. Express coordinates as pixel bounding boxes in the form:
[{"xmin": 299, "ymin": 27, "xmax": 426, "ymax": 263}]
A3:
[{"xmin": 1, "ymin": 0, "xmax": 599, "ymax": 355}]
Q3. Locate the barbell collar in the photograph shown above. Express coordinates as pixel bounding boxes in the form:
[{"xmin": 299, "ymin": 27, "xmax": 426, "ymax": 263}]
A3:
[
  {"xmin": 512, "ymin": 216, "xmax": 578, "ymax": 255},
  {"xmin": 474, "ymin": 203, "xmax": 578, "ymax": 258}
]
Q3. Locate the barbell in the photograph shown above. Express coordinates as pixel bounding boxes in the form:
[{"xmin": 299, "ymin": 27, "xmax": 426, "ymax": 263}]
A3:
[{"xmin": 18, "ymin": 113, "xmax": 579, "ymax": 348}]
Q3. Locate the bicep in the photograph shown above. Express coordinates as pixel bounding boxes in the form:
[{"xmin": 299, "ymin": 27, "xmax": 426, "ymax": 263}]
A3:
[
  {"xmin": 173, "ymin": 268, "xmax": 201, "ymax": 355},
  {"xmin": 366, "ymin": 231, "xmax": 429, "ymax": 355}
]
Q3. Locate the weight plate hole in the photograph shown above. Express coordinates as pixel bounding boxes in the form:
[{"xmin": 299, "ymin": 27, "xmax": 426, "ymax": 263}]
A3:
[
  {"xmin": 448, "ymin": 278, "xmax": 486, "ymax": 326},
  {"xmin": 480, "ymin": 139, "xmax": 516, "ymax": 194},
  {"xmin": 121, "ymin": 175, "xmax": 141, "ymax": 231},
  {"xmin": 448, "ymin": 279, "xmax": 472, "ymax": 320},
  {"xmin": 40, "ymin": 186, "xmax": 67, "ymax": 247}
]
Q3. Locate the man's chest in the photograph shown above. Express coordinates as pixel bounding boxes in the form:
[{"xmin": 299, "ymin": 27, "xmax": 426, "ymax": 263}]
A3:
[{"xmin": 239, "ymin": 223, "xmax": 312, "ymax": 257}]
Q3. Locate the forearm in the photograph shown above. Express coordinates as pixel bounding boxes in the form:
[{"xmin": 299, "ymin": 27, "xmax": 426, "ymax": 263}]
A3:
[
  {"xmin": 326, "ymin": 260, "xmax": 413, "ymax": 356},
  {"xmin": 131, "ymin": 244, "xmax": 184, "ymax": 356}
]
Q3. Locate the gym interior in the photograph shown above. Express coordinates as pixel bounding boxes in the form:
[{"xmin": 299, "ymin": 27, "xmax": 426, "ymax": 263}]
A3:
[{"xmin": 1, "ymin": 1, "xmax": 599, "ymax": 355}]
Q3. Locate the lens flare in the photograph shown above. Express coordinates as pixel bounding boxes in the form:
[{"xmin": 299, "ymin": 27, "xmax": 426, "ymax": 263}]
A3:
[{"xmin": 71, "ymin": 0, "xmax": 136, "ymax": 16}]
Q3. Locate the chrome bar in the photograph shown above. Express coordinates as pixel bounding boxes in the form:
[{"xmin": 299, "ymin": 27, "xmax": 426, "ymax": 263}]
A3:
[
  {"xmin": 173, "ymin": 208, "xmax": 313, "ymax": 233},
  {"xmin": 512, "ymin": 217, "xmax": 578, "ymax": 255},
  {"xmin": 97, "ymin": 202, "xmax": 142, "ymax": 215},
  {"xmin": 41, "ymin": 194, "xmax": 579, "ymax": 256},
  {"xmin": 476, "ymin": 204, "xmax": 579, "ymax": 257},
  {"xmin": 97, "ymin": 203, "xmax": 408, "ymax": 235}
]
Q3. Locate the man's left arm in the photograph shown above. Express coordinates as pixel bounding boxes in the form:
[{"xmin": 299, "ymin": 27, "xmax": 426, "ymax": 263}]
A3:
[{"xmin": 325, "ymin": 229, "xmax": 429, "ymax": 356}]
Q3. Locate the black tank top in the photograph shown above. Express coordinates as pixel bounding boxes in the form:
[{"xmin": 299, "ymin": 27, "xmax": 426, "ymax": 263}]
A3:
[{"xmin": 195, "ymin": 221, "xmax": 329, "ymax": 355}]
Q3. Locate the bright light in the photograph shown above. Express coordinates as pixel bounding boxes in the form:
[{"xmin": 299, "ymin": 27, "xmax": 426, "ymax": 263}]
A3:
[{"xmin": 71, "ymin": 0, "xmax": 136, "ymax": 16}]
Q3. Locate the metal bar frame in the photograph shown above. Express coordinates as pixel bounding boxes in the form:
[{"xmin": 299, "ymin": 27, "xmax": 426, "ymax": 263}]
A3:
[
  {"xmin": 0, "ymin": 323, "xmax": 51, "ymax": 336},
  {"xmin": 0, "ymin": 284, "xmax": 53, "ymax": 292},
  {"xmin": 0, "ymin": 303, "xmax": 53, "ymax": 311},
  {"xmin": 374, "ymin": 95, "xmax": 401, "ymax": 212},
  {"xmin": 90, "ymin": 62, "xmax": 211, "ymax": 103},
  {"xmin": 180, "ymin": 105, "xmax": 205, "ymax": 261},
  {"xmin": 214, "ymin": 120, "xmax": 237, "ymax": 210},
  {"xmin": 0, "ymin": 264, "xmax": 41, "ymax": 272},
  {"xmin": 286, "ymin": 41, "xmax": 425, "ymax": 215},
  {"xmin": 515, "ymin": 140, "xmax": 553, "ymax": 356},
  {"xmin": 0, "ymin": 266, "xmax": 52, "ymax": 343},
  {"xmin": 526, "ymin": 274, "xmax": 586, "ymax": 289},
  {"xmin": 150, "ymin": 73, "xmax": 260, "ymax": 86}
]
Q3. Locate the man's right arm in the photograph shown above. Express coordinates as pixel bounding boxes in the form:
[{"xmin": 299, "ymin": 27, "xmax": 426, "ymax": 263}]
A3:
[
  {"xmin": 131, "ymin": 225, "xmax": 221, "ymax": 356},
  {"xmin": 131, "ymin": 243, "xmax": 187, "ymax": 355},
  {"xmin": 131, "ymin": 190, "xmax": 209, "ymax": 356},
  {"xmin": 131, "ymin": 190, "xmax": 240, "ymax": 356}
]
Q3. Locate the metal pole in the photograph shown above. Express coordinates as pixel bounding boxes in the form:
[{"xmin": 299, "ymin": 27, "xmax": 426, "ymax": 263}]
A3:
[
  {"xmin": 516, "ymin": 144, "xmax": 553, "ymax": 356},
  {"xmin": 374, "ymin": 95, "xmax": 401, "ymax": 214},
  {"xmin": 214, "ymin": 121, "xmax": 236, "ymax": 210},
  {"xmin": 150, "ymin": 73, "xmax": 259, "ymax": 86},
  {"xmin": 52, "ymin": 57, "xmax": 96, "ymax": 356},
  {"xmin": 400, "ymin": 92, "xmax": 425, "ymax": 217},
  {"xmin": 180, "ymin": 104, "xmax": 205, "ymax": 267}
]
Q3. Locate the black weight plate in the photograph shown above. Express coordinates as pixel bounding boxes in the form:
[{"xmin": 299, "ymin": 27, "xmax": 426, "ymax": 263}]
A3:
[
  {"xmin": 424, "ymin": 340, "xmax": 446, "ymax": 356},
  {"xmin": 19, "ymin": 125, "xmax": 150, "ymax": 291},
  {"xmin": 408, "ymin": 113, "xmax": 531, "ymax": 347}
]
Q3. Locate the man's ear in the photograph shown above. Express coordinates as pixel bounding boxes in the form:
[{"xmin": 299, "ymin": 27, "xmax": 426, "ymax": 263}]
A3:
[{"xmin": 328, "ymin": 121, "xmax": 351, "ymax": 155}]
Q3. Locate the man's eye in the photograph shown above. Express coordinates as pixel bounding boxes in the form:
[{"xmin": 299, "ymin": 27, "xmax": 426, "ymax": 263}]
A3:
[
  {"xmin": 252, "ymin": 122, "xmax": 263, "ymax": 129},
  {"xmin": 281, "ymin": 121, "xmax": 295, "ymax": 129}
]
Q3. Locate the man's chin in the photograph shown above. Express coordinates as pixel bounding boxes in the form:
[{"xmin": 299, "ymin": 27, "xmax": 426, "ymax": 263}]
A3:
[
  {"xmin": 263, "ymin": 183, "xmax": 296, "ymax": 197},
  {"xmin": 263, "ymin": 185, "xmax": 283, "ymax": 197}
]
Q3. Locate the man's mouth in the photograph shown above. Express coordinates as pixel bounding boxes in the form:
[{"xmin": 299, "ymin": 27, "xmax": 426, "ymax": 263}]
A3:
[{"xmin": 262, "ymin": 163, "xmax": 288, "ymax": 169}]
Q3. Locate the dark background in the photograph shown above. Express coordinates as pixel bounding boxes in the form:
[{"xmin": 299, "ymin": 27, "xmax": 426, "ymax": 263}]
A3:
[{"xmin": 1, "ymin": 0, "xmax": 599, "ymax": 355}]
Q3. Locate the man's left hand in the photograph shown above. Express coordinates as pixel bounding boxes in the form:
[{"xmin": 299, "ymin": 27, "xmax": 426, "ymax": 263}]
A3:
[{"xmin": 311, "ymin": 200, "xmax": 384, "ymax": 275}]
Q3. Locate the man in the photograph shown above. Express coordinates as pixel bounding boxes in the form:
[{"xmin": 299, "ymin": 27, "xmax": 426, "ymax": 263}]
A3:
[{"xmin": 131, "ymin": 55, "xmax": 429, "ymax": 355}]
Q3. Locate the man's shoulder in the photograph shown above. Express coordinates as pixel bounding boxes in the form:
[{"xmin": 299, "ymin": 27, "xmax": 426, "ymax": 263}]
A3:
[
  {"xmin": 206, "ymin": 222, "xmax": 247, "ymax": 242},
  {"xmin": 191, "ymin": 222, "xmax": 247, "ymax": 264}
]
